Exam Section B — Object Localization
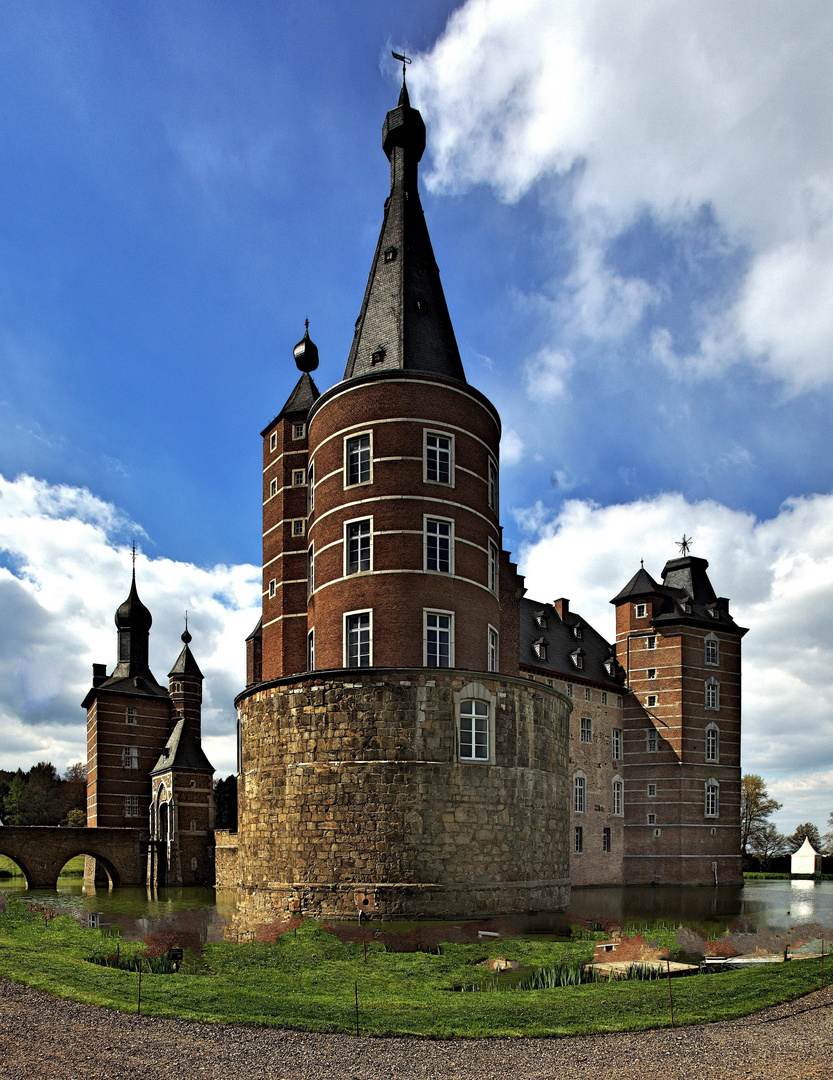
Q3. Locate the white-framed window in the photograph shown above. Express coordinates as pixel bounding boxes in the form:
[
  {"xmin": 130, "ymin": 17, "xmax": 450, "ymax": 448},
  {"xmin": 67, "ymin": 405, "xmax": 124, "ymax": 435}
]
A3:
[
  {"xmin": 706, "ymin": 723, "xmax": 719, "ymax": 763},
  {"xmin": 459, "ymin": 699, "xmax": 489, "ymax": 761},
  {"xmin": 344, "ymin": 610, "xmax": 372, "ymax": 667},
  {"xmin": 424, "ymin": 430, "xmax": 453, "ymax": 485},
  {"xmin": 488, "ymin": 458, "xmax": 498, "ymax": 511},
  {"xmin": 190, "ymin": 857, "xmax": 198, "ymax": 870},
  {"xmin": 269, "ymin": 477, "xmax": 278, "ymax": 498},
  {"xmin": 705, "ymin": 634, "xmax": 719, "ymax": 666},
  {"xmin": 268, "ymin": 579, "xmax": 276, "ymax": 599},
  {"xmin": 292, "ymin": 468, "xmax": 305, "ymax": 486},
  {"xmin": 345, "ymin": 432, "xmax": 372, "ymax": 487},
  {"xmin": 647, "ymin": 667, "xmax": 656, "ymax": 680},
  {"xmin": 647, "ymin": 728, "xmax": 658, "ymax": 752},
  {"xmin": 171, "ymin": 682, "xmax": 182, "ymax": 694},
  {"xmin": 647, "ymin": 783, "xmax": 657, "ymax": 797},
  {"xmin": 487, "ymin": 626, "xmax": 499, "ymax": 673},
  {"xmin": 574, "ymin": 825, "xmax": 583, "ymax": 853},
  {"xmin": 566, "ymin": 683, "xmax": 573, "ymax": 697},
  {"xmin": 603, "ymin": 827, "xmax": 611, "ymax": 853},
  {"xmin": 580, "ymin": 717, "xmax": 593, "ymax": 744},
  {"xmin": 307, "ymin": 544, "xmax": 314, "ymax": 597},
  {"xmin": 292, "ymin": 518, "xmax": 306, "ymax": 537},
  {"xmin": 488, "ymin": 540, "xmax": 499, "ymax": 594},
  {"xmin": 345, "ymin": 517, "xmax": 372, "ymax": 575},
  {"xmin": 269, "ymin": 431, "xmax": 277, "ymax": 452},
  {"xmin": 573, "ymin": 772, "xmax": 586, "ymax": 814},
  {"xmin": 705, "ymin": 678, "xmax": 719, "ymax": 710},
  {"xmin": 307, "ymin": 462, "xmax": 315, "ymax": 514},
  {"xmin": 533, "ymin": 639, "xmax": 547, "ymax": 660},
  {"xmin": 425, "ymin": 517, "xmax": 453, "ymax": 574},
  {"xmin": 425, "ymin": 610, "xmax": 454, "ymax": 668},
  {"xmin": 307, "ymin": 629, "xmax": 315, "ymax": 672},
  {"xmin": 536, "ymin": 613, "xmax": 547, "ymax": 629},
  {"xmin": 126, "ymin": 707, "xmax": 136, "ymax": 726},
  {"xmin": 584, "ymin": 686, "xmax": 591, "ymax": 702},
  {"xmin": 612, "ymin": 728, "xmax": 622, "ymax": 761},
  {"xmin": 601, "ymin": 691, "xmax": 608, "ymax": 706},
  {"xmin": 646, "ymin": 694, "xmax": 658, "ymax": 708},
  {"xmin": 647, "ymin": 813, "xmax": 657, "ymax": 825},
  {"xmin": 635, "ymin": 603, "xmax": 647, "ymax": 618},
  {"xmin": 612, "ymin": 776, "xmax": 624, "ymax": 816},
  {"xmin": 124, "ymin": 796, "xmax": 140, "ymax": 817},
  {"xmin": 705, "ymin": 779, "xmax": 720, "ymax": 817},
  {"xmin": 122, "ymin": 746, "xmax": 139, "ymax": 770},
  {"xmin": 574, "ymin": 625, "xmax": 583, "ymax": 639},
  {"xmin": 646, "ymin": 635, "xmax": 657, "ymax": 650},
  {"xmin": 293, "ymin": 422, "xmax": 306, "ymax": 440}
]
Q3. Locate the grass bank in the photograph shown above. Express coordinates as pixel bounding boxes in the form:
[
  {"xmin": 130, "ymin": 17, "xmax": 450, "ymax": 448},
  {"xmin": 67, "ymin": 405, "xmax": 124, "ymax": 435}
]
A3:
[{"xmin": 0, "ymin": 898, "xmax": 826, "ymax": 1038}]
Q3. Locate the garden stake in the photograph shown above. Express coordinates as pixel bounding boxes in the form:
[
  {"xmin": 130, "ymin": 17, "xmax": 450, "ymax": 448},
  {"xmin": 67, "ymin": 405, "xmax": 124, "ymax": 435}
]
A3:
[
  {"xmin": 666, "ymin": 958, "xmax": 674, "ymax": 1028},
  {"xmin": 137, "ymin": 958, "xmax": 142, "ymax": 1017},
  {"xmin": 354, "ymin": 980, "xmax": 359, "ymax": 1036},
  {"xmin": 821, "ymin": 939, "xmax": 825, "ymax": 989}
]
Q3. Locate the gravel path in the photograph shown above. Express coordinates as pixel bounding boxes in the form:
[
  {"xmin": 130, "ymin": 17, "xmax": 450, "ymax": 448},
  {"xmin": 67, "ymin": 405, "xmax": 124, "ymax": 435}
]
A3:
[{"xmin": 1, "ymin": 977, "xmax": 832, "ymax": 1080}]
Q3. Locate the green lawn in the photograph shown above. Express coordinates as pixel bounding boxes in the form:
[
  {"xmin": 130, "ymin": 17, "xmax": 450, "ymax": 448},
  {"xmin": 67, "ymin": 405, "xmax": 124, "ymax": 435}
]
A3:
[{"xmin": 0, "ymin": 898, "xmax": 825, "ymax": 1037}]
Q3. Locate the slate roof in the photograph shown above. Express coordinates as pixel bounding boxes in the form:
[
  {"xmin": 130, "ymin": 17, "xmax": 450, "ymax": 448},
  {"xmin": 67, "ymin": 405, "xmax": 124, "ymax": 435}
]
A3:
[
  {"xmin": 150, "ymin": 718, "xmax": 214, "ymax": 777},
  {"xmin": 518, "ymin": 597, "xmax": 625, "ymax": 687},
  {"xmin": 168, "ymin": 641, "xmax": 204, "ymax": 679},
  {"xmin": 611, "ymin": 556, "xmax": 748, "ymax": 637},
  {"xmin": 342, "ymin": 82, "xmax": 466, "ymax": 384}
]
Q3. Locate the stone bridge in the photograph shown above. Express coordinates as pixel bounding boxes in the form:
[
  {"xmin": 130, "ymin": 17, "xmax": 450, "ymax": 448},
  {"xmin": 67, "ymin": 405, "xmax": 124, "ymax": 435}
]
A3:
[{"xmin": 0, "ymin": 827, "xmax": 148, "ymax": 888}]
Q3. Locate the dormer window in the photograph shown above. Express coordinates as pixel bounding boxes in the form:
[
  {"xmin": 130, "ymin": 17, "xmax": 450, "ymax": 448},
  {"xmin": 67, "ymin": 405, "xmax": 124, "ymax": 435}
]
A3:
[
  {"xmin": 635, "ymin": 603, "xmax": 647, "ymax": 618},
  {"xmin": 535, "ymin": 612, "xmax": 547, "ymax": 629},
  {"xmin": 571, "ymin": 650, "xmax": 584, "ymax": 670},
  {"xmin": 533, "ymin": 638, "xmax": 547, "ymax": 660},
  {"xmin": 371, "ymin": 348, "xmax": 386, "ymax": 365},
  {"xmin": 383, "ymin": 246, "xmax": 397, "ymax": 263},
  {"xmin": 573, "ymin": 625, "xmax": 583, "ymax": 639}
]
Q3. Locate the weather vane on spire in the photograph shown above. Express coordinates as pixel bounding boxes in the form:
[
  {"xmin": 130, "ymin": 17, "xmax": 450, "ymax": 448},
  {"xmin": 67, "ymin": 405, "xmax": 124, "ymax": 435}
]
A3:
[
  {"xmin": 132, "ymin": 540, "xmax": 136, "ymax": 570},
  {"xmin": 392, "ymin": 50, "xmax": 411, "ymax": 82},
  {"xmin": 676, "ymin": 534, "xmax": 693, "ymax": 556}
]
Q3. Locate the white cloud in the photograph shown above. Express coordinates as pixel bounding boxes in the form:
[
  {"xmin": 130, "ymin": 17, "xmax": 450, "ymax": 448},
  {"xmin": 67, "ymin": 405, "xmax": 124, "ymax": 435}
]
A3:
[
  {"xmin": 0, "ymin": 473, "xmax": 260, "ymax": 776},
  {"xmin": 414, "ymin": 0, "xmax": 833, "ymax": 389},
  {"xmin": 517, "ymin": 489, "xmax": 833, "ymax": 832},
  {"xmin": 525, "ymin": 347, "xmax": 572, "ymax": 399},
  {"xmin": 500, "ymin": 429, "xmax": 524, "ymax": 466}
]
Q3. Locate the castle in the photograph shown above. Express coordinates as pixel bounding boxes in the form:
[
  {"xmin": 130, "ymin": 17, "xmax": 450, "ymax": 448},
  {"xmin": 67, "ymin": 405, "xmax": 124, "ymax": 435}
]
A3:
[{"xmin": 85, "ymin": 75, "xmax": 747, "ymax": 918}]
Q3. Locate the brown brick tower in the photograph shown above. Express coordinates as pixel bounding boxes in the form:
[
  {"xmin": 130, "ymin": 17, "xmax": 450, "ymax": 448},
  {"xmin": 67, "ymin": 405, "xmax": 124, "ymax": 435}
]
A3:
[
  {"xmin": 227, "ymin": 77, "xmax": 571, "ymax": 926},
  {"xmin": 611, "ymin": 554, "xmax": 747, "ymax": 885}
]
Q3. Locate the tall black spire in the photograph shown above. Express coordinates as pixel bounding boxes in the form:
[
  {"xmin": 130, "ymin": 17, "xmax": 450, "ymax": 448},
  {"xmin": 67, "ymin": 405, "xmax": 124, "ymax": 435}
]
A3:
[
  {"xmin": 113, "ymin": 564, "xmax": 153, "ymax": 677},
  {"xmin": 342, "ymin": 78, "xmax": 466, "ymax": 383}
]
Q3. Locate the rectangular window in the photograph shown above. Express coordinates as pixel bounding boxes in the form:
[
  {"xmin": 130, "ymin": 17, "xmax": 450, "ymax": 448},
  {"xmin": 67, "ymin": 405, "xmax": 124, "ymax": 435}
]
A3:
[
  {"xmin": 705, "ymin": 680, "xmax": 719, "ymax": 710},
  {"xmin": 345, "ymin": 518, "xmax": 372, "ymax": 575},
  {"xmin": 268, "ymin": 579, "xmax": 276, "ymax": 599},
  {"xmin": 425, "ymin": 518, "xmax": 452, "ymax": 573},
  {"xmin": 646, "ymin": 694, "xmax": 658, "ymax": 708},
  {"xmin": 647, "ymin": 668, "xmax": 656, "ymax": 680},
  {"xmin": 307, "ymin": 463, "xmax": 314, "ymax": 514},
  {"xmin": 293, "ymin": 422, "xmax": 306, "ymax": 440},
  {"xmin": 425, "ymin": 431, "xmax": 452, "ymax": 484},
  {"xmin": 647, "ymin": 813, "xmax": 656, "ymax": 825},
  {"xmin": 533, "ymin": 639, "xmax": 547, "ymax": 660},
  {"xmin": 603, "ymin": 827, "xmax": 611, "ymax": 853},
  {"xmin": 601, "ymin": 691, "xmax": 608, "ymax": 706},
  {"xmin": 574, "ymin": 774, "xmax": 586, "ymax": 813},
  {"xmin": 124, "ymin": 796, "xmax": 139, "ymax": 817},
  {"xmin": 307, "ymin": 545, "xmax": 314, "ymax": 597},
  {"xmin": 269, "ymin": 431, "xmax": 277, "ymax": 452},
  {"xmin": 292, "ymin": 518, "xmax": 306, "ymax": 537},
  {"xmin": 580, "ymin": 717, "xmax": 593, "ymax": 744},
  {"xmin": 574, "ymin": 826, "xmax": 583, "ymax": 853},
  {"xmin": 612, "ymin": 728, "xmax": 622, "ymax": 760},
  {"xmin": 345, "ymin": 611, "xmax": 372, "ymax": 667},
  {"xmin": 646, "ymin": 635, "xmax": 656, "ymax": 650},
  {"xmin": 269, "ymin": 477, "xmax": 278, "ymax": 497},
  {"xmin": 706, "ymin": 726, "xmax": 719, "ymax": 763},
  {"xmin": 345, "ymin": 433, "xmax": 371, "ymax": 486},
  {"xmin": 705, "ymin": 637, "xmax": 719, "ymax": 665},
  {"xmin": 647, "ymin": 728, "xmax": 658, "ymax": 752},
  {"xmin": 488, "ymin": 458, "xmax": 498, "ymax": 511},
  {"xmin": 584, "ymin": 686, "xmax": 591, "ymax": 701},
  {"xmin": 122, "ymin": 746, "xmax": 139, "ymax": 770},
  {"xmin": 292, "ymin": 469, "xmax": 305, "ymax": 486},
  {"xmin": 307, "ymin": 629, "xmax": 315, "ymax": 672},
  {"xmin": 488, "ymin": 540, "xmax": 499, "ymax": 593},
  {"xmin": 425, "ymin": 611, "xmax": 453, "ymax": 668},
  {"xmin": 126, "ymin": 707, "xmax": 136, "ymax": 726},
  {"xmin": 635, "ymin": 603, "xmax": 647, "ymax": 618},
  {"xmin": 566, "ymin": 683, "xmax": 573, "ymax": 697},
  {"xmin": 488, "ymin": 626, "xmax": 499, "ymax": 673},
  {"xmin": 705, "ymin": 782, "xmax": 719, "ymax": 817},
  {"xmin": 648, "ymin": 783, "xmax": 657, "ymax": 797},
  {"xmin": 613, "ymin": 779, "xmax": 623, "ymax": 816},
  {"xmin": 459, "ymin": 699, "xmax": 489, "ymax": 761}
]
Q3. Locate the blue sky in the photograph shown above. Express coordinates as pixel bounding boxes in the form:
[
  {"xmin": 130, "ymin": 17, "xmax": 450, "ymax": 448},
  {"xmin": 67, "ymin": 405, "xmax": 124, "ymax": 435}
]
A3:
[{"xmin": 1, "ymin": 1, "xmax": 832, "ymax": 836}]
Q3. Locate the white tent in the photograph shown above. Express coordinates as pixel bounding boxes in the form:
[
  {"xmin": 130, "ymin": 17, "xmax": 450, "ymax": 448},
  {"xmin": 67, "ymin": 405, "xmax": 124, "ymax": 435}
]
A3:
[{"xmin": 791, "ymin": 836, "xmax": 822, "ymax": 876}]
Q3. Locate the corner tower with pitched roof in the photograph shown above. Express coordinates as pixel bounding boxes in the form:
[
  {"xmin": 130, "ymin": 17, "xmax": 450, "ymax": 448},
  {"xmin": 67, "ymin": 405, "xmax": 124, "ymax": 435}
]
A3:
[{"xmin": 228, "ymin": 76, "xmax": 571, "ymax": 926}]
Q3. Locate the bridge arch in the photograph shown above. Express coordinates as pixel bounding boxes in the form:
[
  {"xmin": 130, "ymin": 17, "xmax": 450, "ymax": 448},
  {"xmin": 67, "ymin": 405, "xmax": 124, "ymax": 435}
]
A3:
[
  {"xmin": 0, "ymin": 827, "xmax": 146, "ymax": 889},
  {"xmin": 0, "ymin": 852, "xmax": 32, "ymax": 889}
]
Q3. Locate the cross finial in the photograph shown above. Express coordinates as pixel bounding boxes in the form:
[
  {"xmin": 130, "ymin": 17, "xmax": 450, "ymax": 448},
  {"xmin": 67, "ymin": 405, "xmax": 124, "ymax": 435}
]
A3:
[
  {"xmin": 676, "ymin": 534, "xmax": 693, "ymax": 556},
  {"xmin": 392, "ymin": 50, "xmax": 411, "ymax": 84},
  {"xmin": 304, "ymin": 318, "xmax": 309, "ymax": 333}
]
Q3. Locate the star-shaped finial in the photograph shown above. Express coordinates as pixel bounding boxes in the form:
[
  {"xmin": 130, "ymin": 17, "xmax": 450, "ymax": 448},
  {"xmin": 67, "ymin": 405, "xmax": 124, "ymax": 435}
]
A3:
[{"xmin": 676, "ymin": 534, "xmax": 693, "ymax": 556}]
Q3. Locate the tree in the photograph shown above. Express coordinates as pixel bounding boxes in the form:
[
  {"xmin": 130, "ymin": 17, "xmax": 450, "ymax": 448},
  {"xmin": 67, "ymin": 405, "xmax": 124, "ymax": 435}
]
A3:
[
  {"xmin": 824, "ymin": 812, "xmax": 833, "ymax": 856},
  {"xmin": 61, "ymin": 762, "xmax": 87, "ymax": 825},
  {"xmin": 787, "ymin": 822, "xmax": 823, "ymax": 853},
  {"xmin": 213, "ymin": 776, "xmax": 238, "ymax": 831},
  {"xmin": 748, "ymin": 822, "xmax": 790, "ymax": 867},
  {"xmin": 4, "ymin": 770, "xmax": 25, "ymax": 825},
  {"xmin": 19, "ymin": 762, "xmax": 64, "ymax": 825},
  {"xmin": 740, "ymin": 774, "xmax": 782, "ymax": 855}
]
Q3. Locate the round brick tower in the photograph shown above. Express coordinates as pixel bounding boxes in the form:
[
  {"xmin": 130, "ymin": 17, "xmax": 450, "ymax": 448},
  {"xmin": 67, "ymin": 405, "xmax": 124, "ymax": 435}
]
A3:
[{"xmin": 228, "ymin": 77, "xmax": 570, "ymax": 930}]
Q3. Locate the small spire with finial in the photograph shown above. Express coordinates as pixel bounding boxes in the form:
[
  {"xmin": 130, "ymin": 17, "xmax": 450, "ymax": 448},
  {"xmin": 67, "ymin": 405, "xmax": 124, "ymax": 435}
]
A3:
[
  {"xmin": 640, "ymin": 558, "xmax": 644, "ymax": 569},
  {"xmin": 182, "ymin": 611, "xmax": 192, "ymax": 645},
  {"xmin": 676, "ymin": 534, "xmax": 693, "ymax": 556},
  {"xmin": 293, "ymin": 319, "xmax": 319, "ymax": 373},
  {"xmin": 392, "ymin": 50, "xmax": 412, "ymax": 105}
]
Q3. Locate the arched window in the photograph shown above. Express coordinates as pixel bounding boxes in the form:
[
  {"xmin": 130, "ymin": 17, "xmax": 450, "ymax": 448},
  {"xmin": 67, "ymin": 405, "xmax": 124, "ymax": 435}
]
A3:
[
  {"xmin": 705, "ymin": 723, "xmax": 719, "ymax": 763},
  {"xmin": 705, "ymin": 779, "xmax": 720, "ymax": 818},
  {"xmin": 612, "ymin": 776, "xmax": 624, "ymax": 817},
  {"xmin": 705, "ymin": 678, "xmax": 719, "ymax": 710},
  {"xmin": 573, "ymin": 772, "xmax": 586, "ymax": 814},
  {"xmin": 704, "ymin": 634, "xmax": 719, "ymax": 666}
]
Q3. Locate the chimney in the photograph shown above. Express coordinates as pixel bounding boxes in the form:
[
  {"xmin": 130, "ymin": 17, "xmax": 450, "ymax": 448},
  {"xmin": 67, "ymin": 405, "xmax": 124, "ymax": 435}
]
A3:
[
  {"xmin": 553, "ymin": 598, "xmax": 570, "ymax": 621},
  {"xmin": 92, "ymin": 663, "xmax": 107, "ymax": 688}
]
